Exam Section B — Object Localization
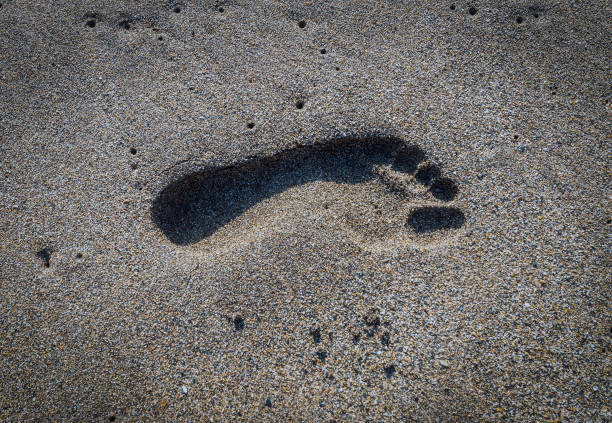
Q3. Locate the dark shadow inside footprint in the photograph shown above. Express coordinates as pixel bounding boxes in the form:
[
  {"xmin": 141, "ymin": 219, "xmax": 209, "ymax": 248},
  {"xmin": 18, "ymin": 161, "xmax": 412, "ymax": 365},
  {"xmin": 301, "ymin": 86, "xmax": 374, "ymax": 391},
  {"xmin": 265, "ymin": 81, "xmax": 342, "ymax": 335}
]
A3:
[
  {"xmin": 392, "ymin": 145, "xmax": 425, "ymax": 174},
  {"xmin": 406, "ymin": 207, "xmax": 465, "ymax": 233},
  {"xmin": 429, "ymin": 177, "xmax": 458, "ymax": 201},
  {"xmin": 415, "ymin": 164, "xmax": 441, "ymax": 185},
  {"xmin": 151, "ymin": 136, "xmax": 405, "ymax": 245}
]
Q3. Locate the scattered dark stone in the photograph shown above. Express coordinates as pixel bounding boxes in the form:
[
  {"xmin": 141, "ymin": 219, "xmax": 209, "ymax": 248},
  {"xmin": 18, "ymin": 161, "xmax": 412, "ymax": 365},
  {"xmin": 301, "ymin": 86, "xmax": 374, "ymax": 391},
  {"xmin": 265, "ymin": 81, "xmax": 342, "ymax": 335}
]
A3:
[
  {"xmin": 130, "ymin": 147, "xmax": 137, "ymax": 155},
  {"xmin": 218, "ymin": 7, "xmax": 224, "ymax": 12},
  {"xmin": 516, "ymin": 16, "xmax": 524, "ymax": 24},
  {"xmin": 264, "ymin": 398, "xmax": 272, "ymax": 407},
  {"xmin": 108, "ymin": 416, "xmax": 116, "ymax": 422},
  {"xmin": 335, "ymin": 66, "xmax": 340, "ymax": 71},
  {"xmin": 468, "ymin": 7, "xmax": 477, "ymax": 15},
  {"xmin": 174, "ymin": 6, "xmax": 181, "ymax": 13},
  {"xmin": 384, "ymin": 364, "xmax": 396, "ymax": 378},
  {"xmin": 298, "ymin": 20, "xmax": 306, "ymax": 29},
  {"xmin": 247, "ymin": 122, "xmax": 255, "ymax": 129},
  {"xmin": 76, "ymin": 253, "xmax": 83, "ymax": 259},
  {"xmin": 295, "ymin": 100, "xmax": 304, "ymax": 109},
  {"xmin": 158, "ymin": 36, "xmax": 163, "ymax": 41},
  {"xmin": 130, "ymin": 163, "xmax": 138, "ymax": 170},
  {"xmin": 320, "ymin": 48, "xmax": 327, "ymax": 54},
  {"xmin": 450, "ymin": 4, "xmax": 456, "ymax": 10},
  {"xmin": 233, "ymin": 315, "xmax": 244, "ymax": 331}
]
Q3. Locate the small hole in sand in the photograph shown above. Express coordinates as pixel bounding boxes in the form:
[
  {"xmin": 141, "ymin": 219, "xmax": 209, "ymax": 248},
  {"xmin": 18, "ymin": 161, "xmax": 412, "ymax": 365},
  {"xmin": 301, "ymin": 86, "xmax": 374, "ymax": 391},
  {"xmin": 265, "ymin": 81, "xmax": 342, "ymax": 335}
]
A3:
[
  {"xmin": 533, "ymin": 13, "xmax": 539, "ymax": 18},
  {"xmin": 380, "ymin": 331, "xmax": 390, "ymax": 346},
  {"xmin": 468, "ymin": 7, "xmax": 477, "ymax": 15},
  {"xmin": 218, "ymin": 7, "xmax": 224, "ymax": 12},
  {"xmin": 295, "ymin": 100, "xmax": 304, "ymax": 109},
  {"xmin": 298, "ymin": 20, "xmax": 306, "ymax": 29},
  {"xmin": 320, "ymin": 48, "xmax": 327, "ymax": 54},
  {"xmin": 130, "ymin": 148, "xmax": 137, "ymax": 155},
  {"xmin": 233, "ymin": 315, "xmax": 244, "ymax": 331},
  {"xmin": 335, "ymin": 66, "xmax": 340, "ymax": 71},
  {"xmin": 86, "ymin": 19, "xmax": 96, "ymax": 28},
  {"xmin": 118, "ymin": 20, "xmax": 131, "ymax": 30},
  {"xmin": 310, "ymin": 327, "xmax": 321, "ymax": 344},
  {"xmin": 384, "ymin": 364, "xmax": 396, "ymax": 378},
  {"xmin": 450, "ymin": 4, "xmax": 456, "ymax": 10},
  {"xmin": 37, "ymin": 248, "xmax": 52, "ymax": 268},
  {"xmin": 158, "ymin": 35, "xmax": 163, "ymax": 41},
  {"xmin": 108, "ymin": 416, "xmax": 116, "ymax": 422},
  {"xmin": 516, "ymin": 16, "xmax": 524, "ymax": 24},
  {"xmin": 247, "ymin": 122, "xmax": 255, "ymax": 129},
  {"xmin": 514, "ymin": 135, "xmax": 519, "ymax": 140},
  {"xmin": 174, "ymin": 6, "xmax": 181, "ymax": 13}
]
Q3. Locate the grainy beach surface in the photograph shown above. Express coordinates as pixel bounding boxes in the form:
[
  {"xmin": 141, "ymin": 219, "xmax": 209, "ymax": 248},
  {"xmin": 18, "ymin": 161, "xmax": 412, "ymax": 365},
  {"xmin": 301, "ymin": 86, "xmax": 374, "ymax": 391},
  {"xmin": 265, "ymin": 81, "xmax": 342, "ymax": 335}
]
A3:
[{"xmin": 0, "ymin": 0, "xmax": 610, "ymax": 421}]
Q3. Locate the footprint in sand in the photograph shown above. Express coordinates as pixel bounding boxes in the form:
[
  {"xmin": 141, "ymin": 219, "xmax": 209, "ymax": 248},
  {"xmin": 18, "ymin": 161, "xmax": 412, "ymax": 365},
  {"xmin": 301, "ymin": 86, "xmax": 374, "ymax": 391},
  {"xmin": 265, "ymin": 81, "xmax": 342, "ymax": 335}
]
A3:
[{"xmin": 150, "ymin": 135, "xmax": 465, "ymax": 249}]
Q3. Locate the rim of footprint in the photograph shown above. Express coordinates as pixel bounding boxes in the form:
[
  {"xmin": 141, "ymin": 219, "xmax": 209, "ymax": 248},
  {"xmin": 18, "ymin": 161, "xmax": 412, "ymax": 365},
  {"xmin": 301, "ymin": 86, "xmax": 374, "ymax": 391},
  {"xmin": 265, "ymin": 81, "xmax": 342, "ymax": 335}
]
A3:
[{"xmin": 151, "ymin": 135, "xmax": 466, "ymax": 249}]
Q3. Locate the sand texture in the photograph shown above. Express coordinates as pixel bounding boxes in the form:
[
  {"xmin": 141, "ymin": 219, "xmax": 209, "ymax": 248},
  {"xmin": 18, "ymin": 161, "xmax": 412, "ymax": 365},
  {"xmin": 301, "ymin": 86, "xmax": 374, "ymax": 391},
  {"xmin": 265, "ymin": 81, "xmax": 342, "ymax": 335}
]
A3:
[{"xmin": 0, "ymin": 0, "xmax": 610, "ymax": 421}]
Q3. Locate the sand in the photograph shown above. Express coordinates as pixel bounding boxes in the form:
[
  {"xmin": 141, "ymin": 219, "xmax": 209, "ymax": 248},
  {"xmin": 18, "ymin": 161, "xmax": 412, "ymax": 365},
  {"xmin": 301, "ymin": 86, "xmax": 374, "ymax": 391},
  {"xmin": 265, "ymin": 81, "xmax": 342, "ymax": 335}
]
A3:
[{"xmin": 0, "ymin": 0, "xmax": 610, "ymax": 421}]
